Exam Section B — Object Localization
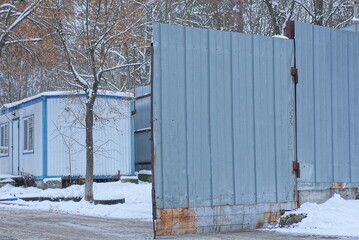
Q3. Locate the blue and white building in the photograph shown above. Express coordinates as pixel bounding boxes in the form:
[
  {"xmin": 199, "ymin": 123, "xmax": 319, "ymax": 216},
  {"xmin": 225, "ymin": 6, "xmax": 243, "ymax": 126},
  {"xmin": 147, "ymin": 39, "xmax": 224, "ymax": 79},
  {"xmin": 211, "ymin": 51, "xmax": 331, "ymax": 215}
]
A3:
[{"xmin": 0, "ymin": 91, "xmax": 134, "ymax": 179}]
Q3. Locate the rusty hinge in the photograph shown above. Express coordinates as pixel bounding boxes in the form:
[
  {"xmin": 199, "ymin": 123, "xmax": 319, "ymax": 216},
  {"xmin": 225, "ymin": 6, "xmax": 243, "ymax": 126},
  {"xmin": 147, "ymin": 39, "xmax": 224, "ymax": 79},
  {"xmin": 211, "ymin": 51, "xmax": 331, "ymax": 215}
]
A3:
[
  {"xmin": 291, "ymin": 67, "xmax": 298, "ymax": 85},
  {"xmin": 285, "ymin": 21, "xmax": 295, "ymax": 39},
  {"xmin": 292, "ymin": 161, "xmax": 300, "ymax": 178}
]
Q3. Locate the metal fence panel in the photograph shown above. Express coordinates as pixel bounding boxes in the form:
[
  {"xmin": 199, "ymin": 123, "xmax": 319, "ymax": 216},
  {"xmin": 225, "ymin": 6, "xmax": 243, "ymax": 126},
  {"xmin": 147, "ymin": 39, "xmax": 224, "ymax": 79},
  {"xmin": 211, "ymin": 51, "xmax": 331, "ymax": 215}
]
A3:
[
  {"xmin": 134, "ymin": 86, "xmax": 151, "ymax": 170},
  {"xmin": 135, "ymin": 86, "xmax": 151, "ymax": 130},
  {"xmin": 296, "ymin": 23, "xmax": 359, "ymax": 187},
  {"xmin": 185, "ymin": 27, "xmax": 212, "ymax": 207},
  {"xmin": 153, "ymin": 23, "xmax": 296, "ymax": 235},
  {"xmin": 208, "ymin": 29, "xmax": 234, "ymax": 206}
]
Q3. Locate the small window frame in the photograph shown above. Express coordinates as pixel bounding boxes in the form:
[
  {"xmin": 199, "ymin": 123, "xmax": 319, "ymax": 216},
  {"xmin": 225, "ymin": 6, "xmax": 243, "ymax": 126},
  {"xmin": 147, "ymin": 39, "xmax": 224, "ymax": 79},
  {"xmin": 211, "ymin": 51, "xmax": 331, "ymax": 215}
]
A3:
[
  {"xmin": 23, "ymin": 115, "xmax": 34, "ymax": 154},
  {"xmin": 0, "ymin": 122, "xmax": 9, "ymax": 157}
]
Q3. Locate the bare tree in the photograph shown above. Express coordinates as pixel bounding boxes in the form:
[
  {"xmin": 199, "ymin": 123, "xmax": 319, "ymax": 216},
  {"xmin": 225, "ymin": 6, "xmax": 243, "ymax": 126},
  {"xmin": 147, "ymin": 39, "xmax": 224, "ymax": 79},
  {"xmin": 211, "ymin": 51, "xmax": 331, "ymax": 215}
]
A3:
[
  {"xmin": 0, "ymin": 0, "xmax": 63, "ymax": 105},
  {"xmin": 45, "ymin": 0, "xmax": 147, "ymax": 201},
  {"xmin": 294, "ymin": 0, "xmax": 353, "ymax": 28},
  {"xmin": 0, "ymin": 0, "xmax": 43, "ymax": 57}
]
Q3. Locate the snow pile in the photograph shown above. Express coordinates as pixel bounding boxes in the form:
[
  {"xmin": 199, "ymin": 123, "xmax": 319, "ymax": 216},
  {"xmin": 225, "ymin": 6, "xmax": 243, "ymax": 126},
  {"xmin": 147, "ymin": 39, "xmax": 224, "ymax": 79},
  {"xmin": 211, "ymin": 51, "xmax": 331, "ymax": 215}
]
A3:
[
  {"xmin": 43, "ymin": 177, "xmax": 62, "ymax": 183},
  {"xmin": 0, "ymin": 178, "xmax": 14, "ymax": 183},
  {"xmin": 273, "ymin": 194, "xmax": 359, "ymax": 237},
  {"xmin": 0, "ymin": 174, "xmax": 20, "ymax": 178},
  {"xmin": 0, "ymin": 174, "xmax": 18, "ymax": 183},
  {"xmin": 0, "ymin": 181, "xmax": 152, "ymax": 220},
  {"xmin": 121, "ymin": 176, "xmax": 138, "ymax": 180},
  {"xmin": 138, "ymin": 170, "xmax": 152, "ymax": 175},
  {"xmin": 273, "ymin": 35, "xmax": 289, "ymax": 39},
  {"xmin": 0, "ymin": 183, "xmax": 84, "ymax": 198}
]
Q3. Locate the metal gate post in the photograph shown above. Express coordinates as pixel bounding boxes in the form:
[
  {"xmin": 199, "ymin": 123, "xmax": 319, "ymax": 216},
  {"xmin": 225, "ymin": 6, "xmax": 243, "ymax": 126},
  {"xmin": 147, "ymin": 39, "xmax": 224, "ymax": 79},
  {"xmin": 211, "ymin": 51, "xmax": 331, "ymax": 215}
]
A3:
[
  {"xmin": 150, "ymin": 42, "xmax": 157, "ymax": 238},
  {"xmin": 285, "ymin": 20, "xmax": 300, "ymax": 207}
]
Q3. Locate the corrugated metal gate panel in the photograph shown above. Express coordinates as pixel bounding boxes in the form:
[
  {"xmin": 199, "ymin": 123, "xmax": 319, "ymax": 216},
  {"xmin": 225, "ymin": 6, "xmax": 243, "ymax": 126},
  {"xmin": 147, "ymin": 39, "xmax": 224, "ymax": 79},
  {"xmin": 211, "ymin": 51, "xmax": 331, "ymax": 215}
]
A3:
[
  {"xmin": 135, "ymin": 86, "xmax": 151, "ymax": 130},
  {"xmin": 153, "ymin": 23, "xmax": 296, "ymax": 234},
  {"xmin": 296, "ymin": 23, "xmax": 359, "ymax": 186},
  {"xmin": 134, "ymin": 86, "xmax": 151, "ymax": 169}
]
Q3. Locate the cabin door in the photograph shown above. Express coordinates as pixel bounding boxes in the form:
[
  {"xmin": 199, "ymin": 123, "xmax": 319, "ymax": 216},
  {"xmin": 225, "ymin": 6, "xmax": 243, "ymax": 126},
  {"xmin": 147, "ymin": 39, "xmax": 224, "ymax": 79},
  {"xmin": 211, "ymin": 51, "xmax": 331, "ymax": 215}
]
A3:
[{"xmin": 12, "ymin": 118, "xmax": 20, "ymax": 175}]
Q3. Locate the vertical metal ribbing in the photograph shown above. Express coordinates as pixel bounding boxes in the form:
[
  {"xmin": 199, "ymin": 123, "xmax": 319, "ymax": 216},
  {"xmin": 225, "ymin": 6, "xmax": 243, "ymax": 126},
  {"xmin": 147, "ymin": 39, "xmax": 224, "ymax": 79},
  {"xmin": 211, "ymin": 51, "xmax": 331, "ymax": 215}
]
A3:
[
  {"xmin": 207, "ymin": 29, "xmax": 213, "ymax": 207},
  {"xmin": 183, "ymin": 27, "xmax": 190, "ymax": 208},
  {"xmin": 251, "ymin": 35, "xmax": 258, "ymax": 204},
  {"xmin": 230, "ymin": 33, "xmax": 236, "ymax": 205},
  {"xmin": 311, "ymin": 26, "xmax": 317, "ymax": 183},
  {"xmin": 285, "ymin": 20, "xmax": 298, "ymax": 202},
  {"xmin": 330, "ymin": 29, "xmax": 334, "ymax": 182},
  {"xmin": 347, "ymin": 34, "xmax": 352, "ymax": 182},
  {"xmin": 272, "ymin": 38, "xmax": 278, "ymax": 203}
]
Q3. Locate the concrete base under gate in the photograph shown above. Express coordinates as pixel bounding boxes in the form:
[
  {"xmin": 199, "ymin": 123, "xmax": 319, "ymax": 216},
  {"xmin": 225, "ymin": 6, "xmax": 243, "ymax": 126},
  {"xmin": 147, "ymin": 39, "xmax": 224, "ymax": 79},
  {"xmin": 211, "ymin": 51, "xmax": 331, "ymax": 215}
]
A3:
[
  {"xmin": 155, "ymin": 201, "xmax": 297, "ymax": 236},
  {"xmin": 298, "ymin": 182, "xmax": 359, "ymax": 205}
]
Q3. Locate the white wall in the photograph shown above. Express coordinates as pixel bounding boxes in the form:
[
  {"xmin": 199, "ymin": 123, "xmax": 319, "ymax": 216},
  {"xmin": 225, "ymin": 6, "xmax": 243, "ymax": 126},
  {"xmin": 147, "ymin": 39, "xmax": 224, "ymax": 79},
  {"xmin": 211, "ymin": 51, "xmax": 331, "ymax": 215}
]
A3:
[
  {"xmin": 0, "ymin": 113, "xmax": 12, "ymax": 174},
  {"xmin": 47, "ymin": 96, "xmax": 133, "ymax": 176},
  {"xmin": 19, "ymin": 102, "xmax": 43, "ymax": 176},
  {"xmin": 0, "ymin": 100, "xmax": 43, "ymax": 176}
]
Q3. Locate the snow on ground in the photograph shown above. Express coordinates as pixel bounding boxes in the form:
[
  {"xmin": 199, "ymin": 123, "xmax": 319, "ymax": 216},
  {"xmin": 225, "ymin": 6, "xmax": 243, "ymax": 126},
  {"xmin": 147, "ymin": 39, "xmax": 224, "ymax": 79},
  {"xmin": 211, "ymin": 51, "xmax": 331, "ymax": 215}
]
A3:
[
  {"xmin": 138, "ymin": 170, "xmax": 152, "ymax": 175},
  {"xmin": 0, "ymin": 181, "xmax": 152, "ymax": 220},
  {"xmin": 0, "ymin": 174, "xmax": 19, "ymax": 183},
  {"xmin": 0, "ymin": 178, "xmax": 14, "ymax": 183},
  {"xmin": 0, "ymin": 174, "xmax": 20, "ymax": 179},
  {"xmin": 271, "ymin": 194, "xmax": 359, "ymax": 237}
]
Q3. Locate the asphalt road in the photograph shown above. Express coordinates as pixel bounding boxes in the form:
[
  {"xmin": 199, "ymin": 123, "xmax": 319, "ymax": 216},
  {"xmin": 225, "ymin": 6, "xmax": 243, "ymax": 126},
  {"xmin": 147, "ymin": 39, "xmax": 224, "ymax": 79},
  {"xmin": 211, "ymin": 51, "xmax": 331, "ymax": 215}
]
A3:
[{"xmin": 0, "ymin": 207, "xmax": 355, "ymax": 240}]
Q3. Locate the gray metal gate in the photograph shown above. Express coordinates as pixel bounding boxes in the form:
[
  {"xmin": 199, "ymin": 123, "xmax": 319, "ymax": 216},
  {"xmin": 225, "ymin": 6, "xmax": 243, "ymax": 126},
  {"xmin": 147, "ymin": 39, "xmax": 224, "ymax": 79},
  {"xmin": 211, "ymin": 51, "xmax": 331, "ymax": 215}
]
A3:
[
  {"xmin": 295, "ymin": 22, "xmax": 359, "ymax": 202},
  {"xmin": 152, "ymin": 23, "xmax": 297, "ymax": 236},
  {"xmin": 134, "ymin": 86, "xmax": 151, "ymax": 171}
]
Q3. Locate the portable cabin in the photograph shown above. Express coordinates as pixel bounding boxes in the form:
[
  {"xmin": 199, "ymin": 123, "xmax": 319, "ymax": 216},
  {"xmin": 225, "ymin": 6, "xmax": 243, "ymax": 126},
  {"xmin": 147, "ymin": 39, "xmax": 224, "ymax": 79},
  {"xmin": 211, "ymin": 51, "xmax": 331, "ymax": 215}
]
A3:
[{"xmin": 0, "ymin": 91, "xmax": 134, "ymax": 179}]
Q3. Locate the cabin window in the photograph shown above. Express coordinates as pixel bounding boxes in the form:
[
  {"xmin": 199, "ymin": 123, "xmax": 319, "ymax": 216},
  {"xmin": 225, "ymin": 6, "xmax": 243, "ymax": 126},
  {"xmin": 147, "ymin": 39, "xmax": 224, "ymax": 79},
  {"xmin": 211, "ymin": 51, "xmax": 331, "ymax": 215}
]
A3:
[
  {"xmin": 0, "ymin": 123, "xmax": 9, "ymax": 155},
  {"xmin": 23, "ymin": 116, "xmax": 34, "ymax": 152}
]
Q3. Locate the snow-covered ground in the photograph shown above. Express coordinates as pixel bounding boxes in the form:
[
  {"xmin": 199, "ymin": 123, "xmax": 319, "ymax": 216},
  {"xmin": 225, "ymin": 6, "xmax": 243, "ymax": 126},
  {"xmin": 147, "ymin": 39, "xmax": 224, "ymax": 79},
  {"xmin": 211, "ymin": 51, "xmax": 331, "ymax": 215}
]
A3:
[
  {"xmin": 271, "ymin": 194, "xmax": 359, "ymax": 237},
  {"xmin": 0, "ymin": 181, "xmax": 152, "ymax": 220},
  {"xmin": 3, "ymin": 179, "xmax": 358, "ymax": 237},
  {"xmin": 0, "ymin": 174, "xmax": 19, "ymax": 183}
]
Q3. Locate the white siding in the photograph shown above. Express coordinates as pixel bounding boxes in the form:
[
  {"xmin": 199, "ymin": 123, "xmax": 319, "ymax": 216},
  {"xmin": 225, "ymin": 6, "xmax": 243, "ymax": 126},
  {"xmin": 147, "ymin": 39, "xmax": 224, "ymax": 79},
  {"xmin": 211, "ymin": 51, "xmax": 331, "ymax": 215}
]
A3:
[
  {"xmin": 19, "ymin": 102, "xmax": 43, "ymax": 176},
  {"xmin": 47, "ymin": 96, "xmax": 133, "ymax": 176},
  {"xmin": 0, "ymin": 113, "xmax": 12, "ymax": 174},
  {"xmin": 0, "ymin": 100, "xmax": 43, "ymax": 176}
]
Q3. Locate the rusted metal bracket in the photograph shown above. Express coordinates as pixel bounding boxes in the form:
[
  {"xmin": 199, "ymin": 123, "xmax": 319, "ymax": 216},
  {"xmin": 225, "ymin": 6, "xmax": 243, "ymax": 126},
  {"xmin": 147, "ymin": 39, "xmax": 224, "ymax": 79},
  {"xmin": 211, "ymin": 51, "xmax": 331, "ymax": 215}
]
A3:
[
  {"xmin": 135, "ymin": 128, "xmax": 151, "ymax": 134},
  {"xmin": 285, "ymin": 21, "xmax": 295, "ymax": 39},
  {"xmin": 136, "ymin": 93, "xmax": 152, "ymax": 100},
  {"xmin": 291, "ymin": 67, "xmax": 298, "ymax": 85},
  {"xmin": 292, "ymin": 161, "xmax": 300, "ymax": 178}
]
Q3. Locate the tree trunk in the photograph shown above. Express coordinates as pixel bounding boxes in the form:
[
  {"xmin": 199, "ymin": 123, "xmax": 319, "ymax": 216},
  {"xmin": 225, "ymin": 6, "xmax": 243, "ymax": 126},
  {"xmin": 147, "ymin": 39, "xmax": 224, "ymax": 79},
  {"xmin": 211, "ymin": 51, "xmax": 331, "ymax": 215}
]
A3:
[
  {"xmin": 85, "ymin": 100, "xmax": 94, "ymax": 201},
  {"xmin": 233, "ymin": 0, "xmax": 244, "ymax": 33},
  {"xmin": 264, "ymin": 0, "xmax": 281, "ymax": 35},
  {"xmin": 314, "ymin": 0, "xmax": 324, "ymax": 26}
]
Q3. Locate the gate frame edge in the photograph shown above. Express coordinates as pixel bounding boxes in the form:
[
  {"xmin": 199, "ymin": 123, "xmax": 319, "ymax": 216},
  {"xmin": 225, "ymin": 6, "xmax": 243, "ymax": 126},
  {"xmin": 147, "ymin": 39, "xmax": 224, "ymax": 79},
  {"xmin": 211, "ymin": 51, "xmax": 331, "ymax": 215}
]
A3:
[
  {"xmin": 285, "ymin": 20, "xmax": 300, "ymax": 207},
  {"xmin": 150, "ymin": 42, "xmax": 158, "ymax": 239}
]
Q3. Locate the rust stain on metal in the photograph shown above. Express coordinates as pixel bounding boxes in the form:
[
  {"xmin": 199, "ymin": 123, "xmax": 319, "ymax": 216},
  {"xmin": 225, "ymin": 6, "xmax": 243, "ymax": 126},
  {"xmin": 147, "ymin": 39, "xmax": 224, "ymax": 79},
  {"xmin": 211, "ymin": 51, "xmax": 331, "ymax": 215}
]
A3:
[
  {"xmin": 285, "ymin": 21, "xmax": 295, "ymax": 39},
  {"xmin": 135, "ymin": 93, "xmax": 151, "ymax": 100},
  {"xmin": 292, "ymin": 161, "xmax": 300, "ymax": 178},
  {"xmin": 255, "ymin": 213, "xmax": 277, "ymax": 229},
  {"xmin": 332, "ymin": 182, "xmax": 346, "ymax": 189},
  {"xmin": 156, "ymin": 208, "xmax": 197, "ymax": 236},
  {"xmin": 291, "ymin": 67, "xmax": 298, "ymax": 85},
  {"xmin": 256, "ymin": 204, "xmax": 284, "ymax": 229}
]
